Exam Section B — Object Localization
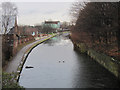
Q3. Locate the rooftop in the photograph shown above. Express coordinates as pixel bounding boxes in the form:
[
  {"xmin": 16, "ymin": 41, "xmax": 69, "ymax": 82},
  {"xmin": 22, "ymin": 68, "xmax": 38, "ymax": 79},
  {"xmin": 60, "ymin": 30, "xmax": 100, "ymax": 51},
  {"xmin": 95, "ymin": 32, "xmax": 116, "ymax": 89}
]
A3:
[{"xmin": 45, "ymin": 21, "xmax": 60, "ymax": 24}]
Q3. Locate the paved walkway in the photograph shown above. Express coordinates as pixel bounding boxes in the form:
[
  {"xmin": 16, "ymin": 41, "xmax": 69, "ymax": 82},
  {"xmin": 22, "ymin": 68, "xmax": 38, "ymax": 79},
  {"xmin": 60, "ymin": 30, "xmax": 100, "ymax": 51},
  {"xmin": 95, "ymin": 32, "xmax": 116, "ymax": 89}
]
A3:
[{"xmin": 5, "ymin": 36, "xmax": 53, "ymax": 73}]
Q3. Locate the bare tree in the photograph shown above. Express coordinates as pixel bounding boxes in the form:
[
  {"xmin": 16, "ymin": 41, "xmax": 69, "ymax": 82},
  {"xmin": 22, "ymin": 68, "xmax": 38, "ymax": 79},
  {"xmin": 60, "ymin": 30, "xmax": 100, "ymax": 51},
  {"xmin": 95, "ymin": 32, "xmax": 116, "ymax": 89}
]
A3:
[
  {"xmin": 42, "ymin": 26, "xmax": 54, "ymax": 34},
  {"xmin": 70, "ymin": 1, "xmax": 87, "ymax": 24},
  {"xmin": 1, "ymin": 2, "xmax": 17, "ymax": 34},
  {"xmin": 61, "ymin": 21, "xmax": 69, "ymax": 29}
]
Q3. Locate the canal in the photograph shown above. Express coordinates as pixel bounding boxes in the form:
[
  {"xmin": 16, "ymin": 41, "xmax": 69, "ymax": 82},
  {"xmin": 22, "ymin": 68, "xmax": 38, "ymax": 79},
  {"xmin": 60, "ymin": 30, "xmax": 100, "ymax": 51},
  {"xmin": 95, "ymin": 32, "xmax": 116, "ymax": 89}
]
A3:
[{"xmin": 19, "ymin": 33, "xmax": 119, "ymax": 88}]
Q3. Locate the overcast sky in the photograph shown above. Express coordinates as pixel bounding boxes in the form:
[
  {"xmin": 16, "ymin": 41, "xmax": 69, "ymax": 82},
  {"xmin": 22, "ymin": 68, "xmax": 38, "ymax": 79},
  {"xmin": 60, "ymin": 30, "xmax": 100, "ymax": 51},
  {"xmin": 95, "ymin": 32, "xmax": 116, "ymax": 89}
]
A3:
[
  {"xmin": 15, "ymin": 2, "xmax": 73, "ymax": 26},
  {"xmin": 1, "ymin": 0, "xmax": 118, "ymax": 26},
  {"xmin": 0, "ymin": 0, "xmax": 82, "ymax": 26}
]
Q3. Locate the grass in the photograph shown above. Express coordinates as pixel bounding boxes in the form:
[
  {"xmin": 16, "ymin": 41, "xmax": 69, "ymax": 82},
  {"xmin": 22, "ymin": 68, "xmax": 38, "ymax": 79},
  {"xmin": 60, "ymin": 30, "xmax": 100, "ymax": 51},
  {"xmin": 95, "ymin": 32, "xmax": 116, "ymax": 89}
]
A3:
[{"xmin": 2, "ymin": 72, "xmax": 24, "ymax": 88}]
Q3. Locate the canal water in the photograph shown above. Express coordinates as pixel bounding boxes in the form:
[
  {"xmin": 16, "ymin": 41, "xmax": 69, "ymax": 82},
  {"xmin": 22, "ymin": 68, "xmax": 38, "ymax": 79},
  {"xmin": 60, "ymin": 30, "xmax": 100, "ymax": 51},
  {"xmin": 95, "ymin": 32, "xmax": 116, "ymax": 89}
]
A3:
[{"xmin": 19, "ymin": 34, "xmax": 119, "ymax": 88}]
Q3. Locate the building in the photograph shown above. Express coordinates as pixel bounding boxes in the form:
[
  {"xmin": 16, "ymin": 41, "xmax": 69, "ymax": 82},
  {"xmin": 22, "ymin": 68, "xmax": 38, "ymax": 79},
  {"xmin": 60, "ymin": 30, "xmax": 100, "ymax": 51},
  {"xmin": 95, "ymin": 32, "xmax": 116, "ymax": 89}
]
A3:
[
  {"xmin": 43, "ymin": 21, "xmax": 60, "ymax": 32},
  {"xmin": 25, "ymin": 27, "xmax": 38, "ymax": 37}
]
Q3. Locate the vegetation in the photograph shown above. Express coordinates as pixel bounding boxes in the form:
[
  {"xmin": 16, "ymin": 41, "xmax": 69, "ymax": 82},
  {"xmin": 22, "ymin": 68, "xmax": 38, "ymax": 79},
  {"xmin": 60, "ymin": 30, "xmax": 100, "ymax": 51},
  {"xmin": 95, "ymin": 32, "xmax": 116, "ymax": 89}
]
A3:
[
  {"xmin": 2, "ymin": 72, "xmax": 24, "ymax": 88},
  {"xmin": 34, "ymin": 25, "xmax": 55, "ymax": 34},
  {"xmin": 42, "ymin": 26, "xmax": 54, "ymax": 34},
  {"xmin": 2, "ymin": 35, "xmax": 12, "ymax": 67},
  {"xmin": 2, "ymin": 2, "xmax": 18, "ymax": 34},
  {"xmin": 1, "ymin": 2, "xmax": 18, "ymax": 67},
  {"xmin": 34, "ymin": 25, "xmax": 42, "ymax": 34},
  {"xmin": 70, "ymin": 2, "xmax": 119, "ymax": 60}
]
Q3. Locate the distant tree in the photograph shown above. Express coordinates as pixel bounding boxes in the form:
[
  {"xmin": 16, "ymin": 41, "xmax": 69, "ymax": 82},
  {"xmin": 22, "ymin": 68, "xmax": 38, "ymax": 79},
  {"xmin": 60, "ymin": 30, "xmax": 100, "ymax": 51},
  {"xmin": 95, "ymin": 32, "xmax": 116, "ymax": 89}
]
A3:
[
  {"xmin": 42, "ymin": 26, "xmax": 54, "ymax": 34},
  {"xmin": 1, "ymin": 2, "xmax": 17, "ymax": 34},
  {"xmin": 61, "ymin": 21, "xmax": 69, "ymax": 29},
  {"xmin": 34, "ymin": 25, "xmax": 42, "ymax": 34}
]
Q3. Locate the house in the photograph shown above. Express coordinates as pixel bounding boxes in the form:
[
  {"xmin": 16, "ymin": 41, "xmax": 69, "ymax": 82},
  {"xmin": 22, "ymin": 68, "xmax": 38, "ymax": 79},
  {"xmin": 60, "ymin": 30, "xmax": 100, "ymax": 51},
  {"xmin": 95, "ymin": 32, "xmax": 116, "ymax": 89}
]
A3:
[{"xmin": 25, "ymin": 27, "xmax": 38, "ymax": 37}]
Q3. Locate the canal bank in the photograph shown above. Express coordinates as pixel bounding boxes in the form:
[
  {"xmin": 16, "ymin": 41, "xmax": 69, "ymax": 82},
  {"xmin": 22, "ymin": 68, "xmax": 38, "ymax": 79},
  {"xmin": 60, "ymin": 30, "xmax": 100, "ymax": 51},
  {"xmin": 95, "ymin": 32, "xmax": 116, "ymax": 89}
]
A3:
[
  {"xmin": 73, "ymin": 42, "xmax": 120, "ymax": 80},
  {"xmin": 19, "ymin": 34, "xmax": 119, "ymax": 88},
  {"xmin": 5, "ymin": 34, "xmax": 57, "ymax": 82},
  {"xmin": 16, "ymin": 34, "xmax": 57, "ymax": 82}
]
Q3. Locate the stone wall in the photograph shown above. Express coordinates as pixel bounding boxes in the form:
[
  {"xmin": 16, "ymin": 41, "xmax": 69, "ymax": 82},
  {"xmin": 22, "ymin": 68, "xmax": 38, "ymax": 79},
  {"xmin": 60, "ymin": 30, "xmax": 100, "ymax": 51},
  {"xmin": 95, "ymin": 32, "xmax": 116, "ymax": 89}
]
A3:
[
  {"xmin": 73, "ymin": 42, "xmax": 120, "ymax": 80},
  {"xmin": 87, "ymin": 49, "xmax": 120, "ymax": 80}
]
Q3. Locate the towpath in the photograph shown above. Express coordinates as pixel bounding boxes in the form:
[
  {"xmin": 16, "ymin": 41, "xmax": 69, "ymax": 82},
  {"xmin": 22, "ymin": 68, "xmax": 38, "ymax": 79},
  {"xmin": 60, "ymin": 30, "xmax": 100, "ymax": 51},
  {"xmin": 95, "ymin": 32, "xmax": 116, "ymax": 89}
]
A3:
[{"xmin": 5, "ymin": 35, "xmax": 54, "ymax": 73}]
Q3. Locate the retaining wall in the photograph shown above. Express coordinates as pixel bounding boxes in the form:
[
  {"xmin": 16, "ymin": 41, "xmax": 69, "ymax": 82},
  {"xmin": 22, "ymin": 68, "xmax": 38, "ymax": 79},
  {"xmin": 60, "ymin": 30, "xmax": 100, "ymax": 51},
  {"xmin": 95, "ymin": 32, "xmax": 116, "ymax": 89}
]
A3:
[{"xmin": 73, "ymin": 42, "xmax": 120, "ymax": 80}]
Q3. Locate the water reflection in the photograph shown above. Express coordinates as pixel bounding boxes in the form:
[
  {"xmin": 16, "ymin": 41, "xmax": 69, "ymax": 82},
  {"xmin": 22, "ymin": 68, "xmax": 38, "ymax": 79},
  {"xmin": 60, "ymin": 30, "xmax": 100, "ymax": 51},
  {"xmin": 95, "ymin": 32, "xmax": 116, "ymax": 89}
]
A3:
[
  {"xmin": 19, "ymin": 34, "xmax": 119, "ymax": 88},
  {"xmin": 72, "ymin": 52, "xmax": 119, "ymax": 88},
  {"xmin": 44, "ymin": 35, "xmax": 71, "ymax": 46}
]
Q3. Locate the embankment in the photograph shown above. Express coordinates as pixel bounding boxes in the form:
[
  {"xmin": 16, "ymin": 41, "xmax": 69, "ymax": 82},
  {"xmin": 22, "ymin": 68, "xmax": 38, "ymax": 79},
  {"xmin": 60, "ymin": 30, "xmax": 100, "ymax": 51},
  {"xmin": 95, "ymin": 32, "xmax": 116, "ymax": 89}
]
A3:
[
  {"xmin": 73, "ymin": 42, "xmax": 120, "ymax": 80},
  {"xmin": 16, "ymin": 34, "xmax": 57, "ymax": 82}
]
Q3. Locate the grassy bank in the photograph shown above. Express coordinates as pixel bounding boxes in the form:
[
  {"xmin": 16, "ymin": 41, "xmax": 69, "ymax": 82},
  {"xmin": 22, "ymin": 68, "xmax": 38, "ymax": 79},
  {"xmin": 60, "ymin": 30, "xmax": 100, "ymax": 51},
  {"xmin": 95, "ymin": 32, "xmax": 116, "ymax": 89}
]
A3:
[{"xmin": 2, "ymin": 72, "xmax": 24, "ymax": 88}]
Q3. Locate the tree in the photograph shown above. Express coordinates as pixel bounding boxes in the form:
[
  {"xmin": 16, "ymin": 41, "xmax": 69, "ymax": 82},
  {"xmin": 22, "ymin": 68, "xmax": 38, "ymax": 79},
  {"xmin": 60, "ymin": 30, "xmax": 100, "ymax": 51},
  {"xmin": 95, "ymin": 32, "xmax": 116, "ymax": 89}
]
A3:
[
  {"xmin": 42, "ymin": 26, "xmax": 54, "ymax": 34},
  {"xmin": 70, "ymin": 2, "xmax": 119, "ymax": 59},
  {"xmin": 34, "ymin": 25, "xmax": 42, "ymax": 34},
  {"xmin": 61, "ymin": 21, "xmax": 69, "ymax": 29},
  {"xmin": 70, "ymin": 1, "xmax": 87, "ymax": 24},
  {"xmin": 1, "ymin": 2, "xmax": 17, "ymax": 34}
]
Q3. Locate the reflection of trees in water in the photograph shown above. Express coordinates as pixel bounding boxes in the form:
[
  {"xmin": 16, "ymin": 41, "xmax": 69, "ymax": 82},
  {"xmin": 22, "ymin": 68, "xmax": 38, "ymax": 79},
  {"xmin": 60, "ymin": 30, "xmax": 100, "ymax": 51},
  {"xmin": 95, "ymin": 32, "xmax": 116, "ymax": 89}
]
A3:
[
  {"xmin": 43, "ymin": 35, "xmax": 69, "ymax": 46},
  {"xmin": 43, "ymin": 39, "xmax": 56, "ymax": 46},
  {"xmin": 73, "ymin": 51, "xmax": 119, "ymax": 88}
]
